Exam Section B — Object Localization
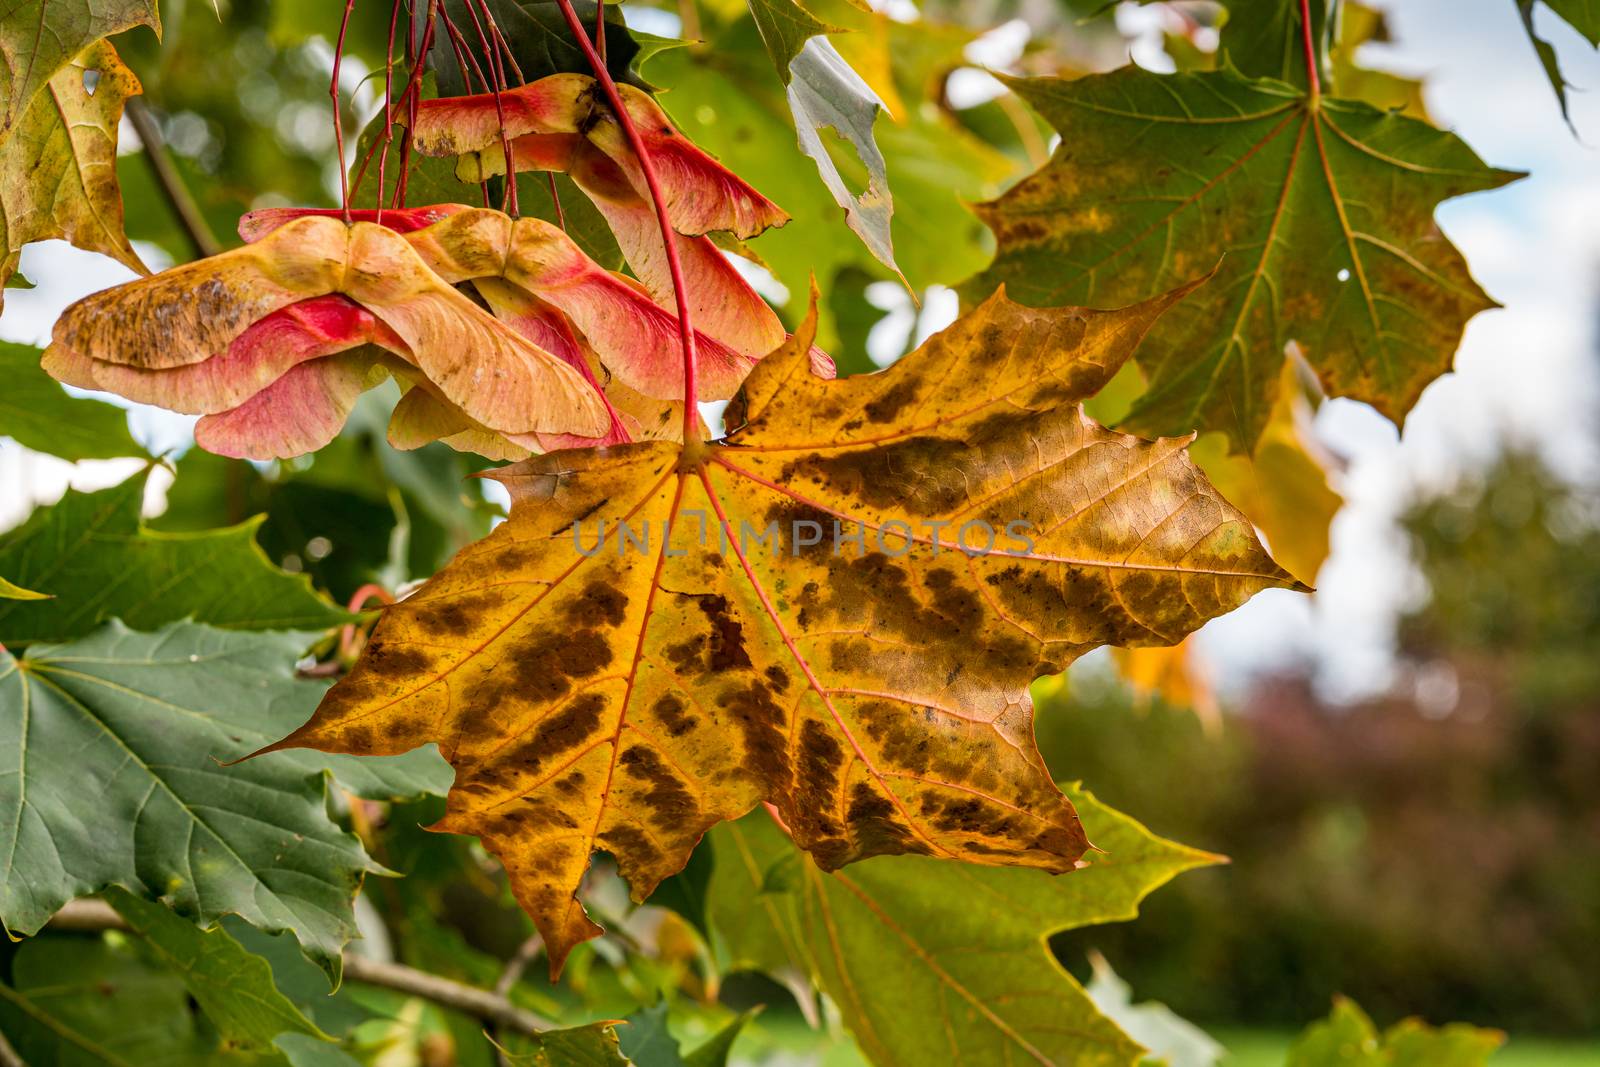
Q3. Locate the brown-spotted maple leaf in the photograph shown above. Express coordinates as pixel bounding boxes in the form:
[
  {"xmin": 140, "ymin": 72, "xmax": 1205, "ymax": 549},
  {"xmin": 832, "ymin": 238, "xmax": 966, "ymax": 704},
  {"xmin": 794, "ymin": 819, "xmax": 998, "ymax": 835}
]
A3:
[
  {"xmin": 43, "ymin": 215, "xmax": 611, "ymax": 453},
  {"xmin": 264, "ymin": 278, "xmax": 1303, "ymax": 973}
]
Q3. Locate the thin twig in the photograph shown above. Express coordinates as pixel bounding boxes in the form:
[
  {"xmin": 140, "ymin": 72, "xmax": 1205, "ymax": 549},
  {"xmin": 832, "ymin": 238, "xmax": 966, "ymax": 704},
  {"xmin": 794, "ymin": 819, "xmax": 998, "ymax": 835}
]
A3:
[
  {"xmin": 124, "ymin": 97, "xmax": 221, "ymax": 259},
  {"xmin": 376, "ymin": 0, "xmax": 405, "ymax": 223},
  {"xmin": 463, "ymin": 0, "xmax": 519, "ymax": 214},
  {"xmin": 493, "ymin": 935, "xmax": 546, "ymax": 997},
  {"xmin": 0, "ymin": 1027, "xmax": 26, "ymax": 1067},
  {"xmin": 492, "ymin": 934, "xmax": 546, "ymax": 1067},
  {"xmin": 343, "ymin": 956, "xmax": 554, "ymax": 1034},
  {"xmin": 44, "ymin": 901, "xmax": 555, "ymax": 1036}
]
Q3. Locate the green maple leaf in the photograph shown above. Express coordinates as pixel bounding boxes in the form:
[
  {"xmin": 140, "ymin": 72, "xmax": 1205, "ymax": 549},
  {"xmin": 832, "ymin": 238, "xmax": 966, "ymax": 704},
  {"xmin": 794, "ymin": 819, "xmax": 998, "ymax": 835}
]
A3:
[
  {"xmin": 0, "ymin": 340, "xmax": 144, "ymax": 461},
  {"xmin": 105, "ymin": 888, "xmax": 326, "ymax": 1053},
  {"xmin": 1216, "ymin": 0, "xmax": 1330, "ymax": 88},
  {"xmin": 706, "ymin": 785, "xmax": 1219, "ymax": 1066},
  {"xmin": 0, "ymin": 622, "xmax": 448, "ymax": 977},
  {"xmin": 1517, "ymin": 0, "xmax": 1600, "ymax": 125},
  {"xmin": 0, "ymin": 468, "xmax": 347, "ymax": 648},
  {"xmin": 0, "ymin": 935, "xmax": 244, "ymax": 1066},
  {"xmin": 962, "ymin": 63, "xmax": 1521, "ymax": 452}
]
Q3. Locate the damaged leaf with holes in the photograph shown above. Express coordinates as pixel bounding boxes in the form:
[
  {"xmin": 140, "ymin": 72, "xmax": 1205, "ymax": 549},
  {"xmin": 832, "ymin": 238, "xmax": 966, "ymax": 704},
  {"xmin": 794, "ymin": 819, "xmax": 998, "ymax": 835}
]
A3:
[
  {"xmin": 263, "ymin": 277, "xmax": 1300, "ymax": 972},
  {"xmin": 0, "ymin": 39, "xmax": 148, "ymax": 306}
]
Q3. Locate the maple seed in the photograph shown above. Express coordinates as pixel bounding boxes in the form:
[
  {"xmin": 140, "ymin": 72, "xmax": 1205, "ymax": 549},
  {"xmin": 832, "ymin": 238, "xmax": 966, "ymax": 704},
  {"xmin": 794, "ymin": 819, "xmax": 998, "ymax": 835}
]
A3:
[
  {"xmin": 43, "ymin": 215, "xmax": 614, "ymax": 457},
  {"xmin": 408, "ymin": 73, "xmax": 791, "ymax": 238},
  {"xmin": 263, "ymin": 280, "xmax": 1304, "ymax": 976}
]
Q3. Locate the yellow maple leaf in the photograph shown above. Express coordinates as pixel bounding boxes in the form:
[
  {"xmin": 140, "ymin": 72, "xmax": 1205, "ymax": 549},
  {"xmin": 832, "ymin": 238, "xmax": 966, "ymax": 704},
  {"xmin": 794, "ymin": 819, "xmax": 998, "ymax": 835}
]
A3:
[{"xmin": 266, "ymin": 280, "xmax": 1302, "ymax": 972}]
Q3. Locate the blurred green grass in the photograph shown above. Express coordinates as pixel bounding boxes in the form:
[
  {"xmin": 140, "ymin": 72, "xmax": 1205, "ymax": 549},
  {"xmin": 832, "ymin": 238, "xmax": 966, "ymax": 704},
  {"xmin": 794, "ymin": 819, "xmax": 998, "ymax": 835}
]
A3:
[{"xmin": 1212, "ymin": 1029, "xmax": 1600, "ymax": 1067}]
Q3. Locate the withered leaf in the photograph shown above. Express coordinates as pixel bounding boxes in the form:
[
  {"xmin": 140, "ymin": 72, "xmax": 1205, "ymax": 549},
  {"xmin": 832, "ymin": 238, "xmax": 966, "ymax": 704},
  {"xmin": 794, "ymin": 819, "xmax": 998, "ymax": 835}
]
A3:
[
  {"xmin": 0, "ymin": 0, "xmax": 158, "ymax": 140},
  {"xmin": 265, "ymin": 280, "xmax": 1301, "ymax": 972},
  {"xmin": 0, "ymin": 40, "xmax": 147, "ymax": 306}
]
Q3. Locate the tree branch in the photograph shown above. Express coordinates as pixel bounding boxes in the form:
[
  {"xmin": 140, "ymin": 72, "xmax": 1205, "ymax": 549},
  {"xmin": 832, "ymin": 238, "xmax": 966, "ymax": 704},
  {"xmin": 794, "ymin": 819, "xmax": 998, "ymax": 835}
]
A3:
[
  {"xmin": 342, "ymin": 955, "xmax": 553, "ymax": 1034},
  {"xmin": 45, "ymin": 901, "xmax": 554, "ymax": 1037},
  {"xmin": 0, "ymin": 1027, "xmax": 26, "ymax": 1067},
  {"xmin": 124, "ymin": 97, "xmax": 222, "ymax": 259}
]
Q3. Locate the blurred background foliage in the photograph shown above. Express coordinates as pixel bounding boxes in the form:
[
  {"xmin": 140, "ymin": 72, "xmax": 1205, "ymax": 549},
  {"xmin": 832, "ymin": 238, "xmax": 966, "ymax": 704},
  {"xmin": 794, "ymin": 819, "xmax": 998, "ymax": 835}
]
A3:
[{"xmin": 1040, "ymin": 438, "xmax": 1600, "ymax": 1037}]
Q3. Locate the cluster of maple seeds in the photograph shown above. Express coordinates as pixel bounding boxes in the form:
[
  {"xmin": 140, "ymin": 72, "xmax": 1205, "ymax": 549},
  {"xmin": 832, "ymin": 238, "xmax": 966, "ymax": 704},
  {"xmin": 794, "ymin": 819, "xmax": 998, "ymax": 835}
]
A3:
[{"xmin": 43, "ymin": 71, "xmax": 831, "ymax": 461}]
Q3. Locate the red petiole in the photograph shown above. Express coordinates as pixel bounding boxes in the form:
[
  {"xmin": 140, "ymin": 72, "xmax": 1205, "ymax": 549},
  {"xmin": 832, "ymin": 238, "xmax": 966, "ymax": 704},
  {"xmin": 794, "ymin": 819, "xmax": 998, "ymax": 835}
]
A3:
[
  {"xmin": 553, "ymin": 0, "xmax": 702, "ymax": 439},
  {"xmin": 1299, "ymin": 0, "xmax": 1321, "ymax": 100},
  {"xmin": 374, "ymin": 0, "xmax": 404, "ymax": 224},
  {"xmin": 331, "ymin": 0, "xmax": 359, "ymax": 220}
]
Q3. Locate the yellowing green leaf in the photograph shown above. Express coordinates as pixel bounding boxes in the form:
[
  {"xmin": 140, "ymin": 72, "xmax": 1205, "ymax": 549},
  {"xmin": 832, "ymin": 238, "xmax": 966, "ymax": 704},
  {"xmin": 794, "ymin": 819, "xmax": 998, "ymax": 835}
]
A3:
[
  {"xmin": 964, "ymin": 65, "xmax": 1520, "ymax": 452},
  {"xmin": 706, "ymin": 786, "xmax": 1221, "ymax": 1066},
  {"xmin": 0, "ymin": 40, "xmax": 148, "ymax": 306},
  {"xmin": 1110, "ymin": 641, "xmax": 1219, "ymax": 726},
  {"xmin": 0, "ymin": 574, "xmax": 48, "ymax": 600},
  {"xmin": 1191, "ymin": 364, "xmax": 1342, "ymax": 587},
  {"xmin": 266, "ymin": 282, "xmax": 1297, "ymax": 973},
  {"xmin": 0, "ymin": 0, "xmax": 160, "ymax": 141},
  {"xmin": 1330, "ymin": 4, "xmax": 1428, "ymax": 119}
]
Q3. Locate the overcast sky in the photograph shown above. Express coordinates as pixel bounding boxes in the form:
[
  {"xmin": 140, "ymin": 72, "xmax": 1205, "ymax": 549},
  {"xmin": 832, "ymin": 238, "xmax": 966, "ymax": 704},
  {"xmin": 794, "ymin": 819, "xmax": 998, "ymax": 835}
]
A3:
[{"xmin": 3, "ymin": 1, "xmax": 1596, "ymax": 704}]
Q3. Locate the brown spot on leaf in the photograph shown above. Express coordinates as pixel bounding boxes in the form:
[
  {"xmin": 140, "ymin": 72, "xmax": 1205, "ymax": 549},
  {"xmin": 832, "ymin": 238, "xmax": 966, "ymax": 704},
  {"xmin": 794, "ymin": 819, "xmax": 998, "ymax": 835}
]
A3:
[
  {"xmin": 652, "ymin": 693, "xmax": 698, "ymax": 737},
  {"xmin": 863, "ymin": 378, "xmax": 921, "ymax": 423},
  {"xmin": 619, "ymin": 745, "xmax": 697, "ymax": 830}
]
